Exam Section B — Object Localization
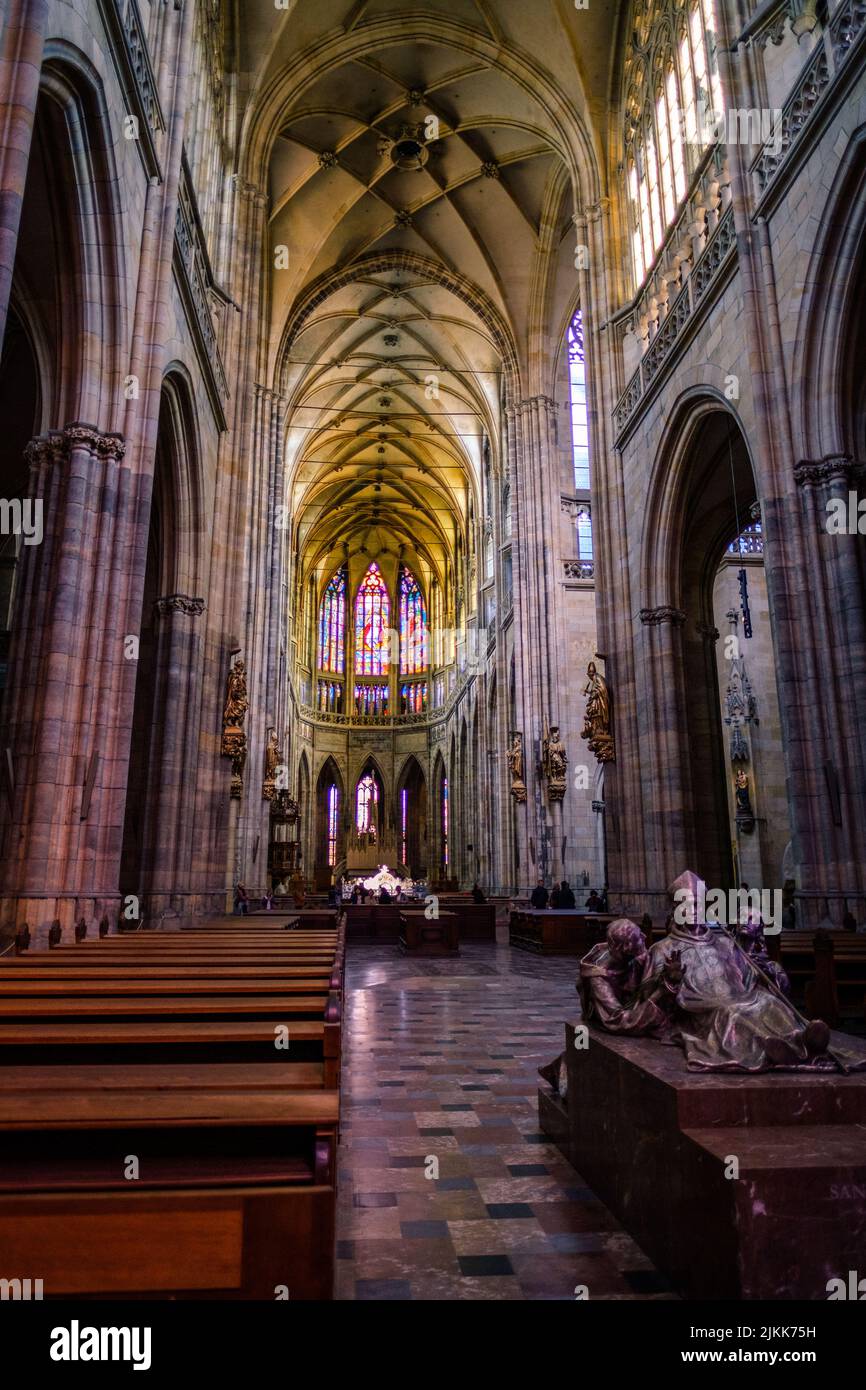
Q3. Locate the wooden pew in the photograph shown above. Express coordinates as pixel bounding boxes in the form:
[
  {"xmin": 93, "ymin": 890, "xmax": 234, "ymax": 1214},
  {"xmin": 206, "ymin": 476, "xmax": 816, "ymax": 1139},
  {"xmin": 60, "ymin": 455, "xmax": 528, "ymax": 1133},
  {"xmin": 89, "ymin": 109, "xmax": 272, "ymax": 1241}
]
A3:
[
  {"xmin": 0, "ymin": 917, "xmax": 346, "ymax": 1296},
  {"xmin": 509, "ymin": 908, "xmax": 613, "ymax": 955},
  {"xmin": 0, "ymin": 1087, "xmax": 338, "ymax": 1299},
  {"xmin": 433, "ymin": 895, "xmax": 497, "ymax": 941},
  {"xmin": 399, "ymin": 909, "xmax": 459, "ymax": 956}
]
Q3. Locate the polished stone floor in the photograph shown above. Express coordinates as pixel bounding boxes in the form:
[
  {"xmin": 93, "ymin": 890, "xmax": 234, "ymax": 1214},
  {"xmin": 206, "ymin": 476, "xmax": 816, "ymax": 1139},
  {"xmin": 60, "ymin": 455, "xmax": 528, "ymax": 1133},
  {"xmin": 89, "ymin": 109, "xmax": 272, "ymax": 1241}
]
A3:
[{"xmin": 335, "ymin": 938, "xmax": 675, "ymax": 1300}]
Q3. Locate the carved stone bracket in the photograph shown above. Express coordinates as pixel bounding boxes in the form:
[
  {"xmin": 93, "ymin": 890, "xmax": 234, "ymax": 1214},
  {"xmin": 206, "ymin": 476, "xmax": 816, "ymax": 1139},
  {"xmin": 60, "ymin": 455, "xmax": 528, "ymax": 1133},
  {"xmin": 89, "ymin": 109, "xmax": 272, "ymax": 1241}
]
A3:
[
  {"xmin": 25, "ymin": 424, "xmax": 126, "ymax": 472},
  {"xmin": 794, "ymin": 454, "xmax": 866, "ymax": 488},
  {"xmin": 155, "ymin": 593, "xmax": 206, "ymax": 616},
  {"xmin": 639, "ymin": 606, "xmax": 687, "ymax": 626}
]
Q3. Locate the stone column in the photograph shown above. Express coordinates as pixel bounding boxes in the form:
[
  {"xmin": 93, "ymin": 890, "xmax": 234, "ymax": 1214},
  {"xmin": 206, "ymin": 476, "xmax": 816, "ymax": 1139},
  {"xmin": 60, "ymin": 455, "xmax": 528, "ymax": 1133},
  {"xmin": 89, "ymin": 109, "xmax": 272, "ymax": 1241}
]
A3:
[
  {"xmin": 0, "ymin": 0, "xmax": 47, "ymax": 347},
  {"xmin": 787, "ymin": 456, "xmax": 866, "ymax": 923},
  {"xmin": 634, "ymin": 605, "xmax": 692, "ymax": 917},
  {"xmin": 138, "ymin": 594, "xmax": 207, "ymax": 911},
  {"xmin": 507, "ymin": 394, "xmax": 568, "ymax": 892},
  {"xmin": 0, "ymin": 423, "xmax": 130, "ymax": 939}
]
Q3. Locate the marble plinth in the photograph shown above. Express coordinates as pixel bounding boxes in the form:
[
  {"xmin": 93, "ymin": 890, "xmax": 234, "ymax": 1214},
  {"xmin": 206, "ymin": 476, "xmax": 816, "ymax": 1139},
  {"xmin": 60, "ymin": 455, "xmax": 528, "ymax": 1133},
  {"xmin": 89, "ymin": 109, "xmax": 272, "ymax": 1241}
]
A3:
[{"xmin": 540, "ymin": 1024, "xmax": 866, "ymax": 1299}]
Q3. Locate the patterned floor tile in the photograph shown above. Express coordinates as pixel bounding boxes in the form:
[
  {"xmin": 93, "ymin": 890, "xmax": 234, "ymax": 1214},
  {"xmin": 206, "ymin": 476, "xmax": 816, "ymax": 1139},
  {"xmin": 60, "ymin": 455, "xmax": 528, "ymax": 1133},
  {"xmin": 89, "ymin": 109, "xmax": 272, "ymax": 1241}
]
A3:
[{"xmin": 335, "ymin": 940, "xmax": 670, "ymax": 1301}]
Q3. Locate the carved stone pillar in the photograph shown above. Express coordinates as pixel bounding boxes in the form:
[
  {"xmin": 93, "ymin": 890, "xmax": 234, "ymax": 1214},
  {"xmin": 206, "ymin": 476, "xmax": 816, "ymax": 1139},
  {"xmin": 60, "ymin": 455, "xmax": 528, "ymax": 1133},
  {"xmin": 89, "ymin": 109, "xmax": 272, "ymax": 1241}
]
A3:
[
  {"xmin": 0, "ymin": 0, "xmax": 47, "ymax": 346},
  {"xmin": 134, "ymin": 594, "xmax": 207, "ymax": 908},
  {"xmin": 635, "ymin": 605, "xmax": 691, "ymax": 911},
  {"xmin": 784, "ymin": 455, "xmax": 866, "ymax": 925},
  {"xmin": 506, "ymin": 394, "xmax": 566, "ymax": 892},
  {"xmin": 0, "ymin": 423, "xmax": 133, "ymax": 939}
]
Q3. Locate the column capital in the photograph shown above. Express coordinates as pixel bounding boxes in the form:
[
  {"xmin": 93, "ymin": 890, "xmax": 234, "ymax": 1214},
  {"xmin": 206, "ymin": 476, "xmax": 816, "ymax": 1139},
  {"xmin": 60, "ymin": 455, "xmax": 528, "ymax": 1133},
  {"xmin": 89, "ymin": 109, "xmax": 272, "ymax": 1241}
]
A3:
[
  {"xmin": 154, "ymin": 593, "xmax": 206, "ymax": 617},
  {"xmin": 794, "ymin": 454, "xmax": 866, "ymax": 488},
  {"xmin": 639, "ymin": 605, "xmax": 687, "ymax": 627},
  {"xmin": 63, "ymin": 423, "xmax": 126, "ymax": 461}
]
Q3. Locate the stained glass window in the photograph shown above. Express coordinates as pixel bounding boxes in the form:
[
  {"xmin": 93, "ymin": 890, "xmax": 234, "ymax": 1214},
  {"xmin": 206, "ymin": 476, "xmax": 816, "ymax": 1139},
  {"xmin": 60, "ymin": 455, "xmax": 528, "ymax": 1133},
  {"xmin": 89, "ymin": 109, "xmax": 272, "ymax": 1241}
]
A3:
[
  {"xmin": 400, "ymin": 682, "xmax": 427, "ymax": 714},
  {"xmin": 624, "ymin": 0, "xmax": 722, "ymax": 286},
  {"xmin": 356, "ymin": 772, "xmax": 378, "ymax": 834},
  {"xmin": 327, "ymin": 785, "xmax": 339, "ymax": 866},
  {"xmin": 568, "ymin": 311, "xmax": 590, "ymax": 491},
  {"xmin": 354, "ymin": 683, "xmax": 388, "ymax": 717},
  {"xmin": 318, "ymin": 566, "xmax": 346, "ymax": 673},
  {"xmin": 399, "ymin": 566, "xmax": 427, "ymax": 673},
  {"xmin": 355, "ymin": 562, "xmax": 390, "ymax": 675},
  {"xmin": 400, "ymin": 787, "xmax": 408, "ymax": 864},
  {"xmin": 318, "ymin": 680, "xmax": 343, "ymax": 713},
  {"xmin": 576, "ymin": 507, "xmax": 593, "ymax": 561},
  {"xmin": 441, "ymin": 776, "xmax": 449, "ymax": 867},
  {"xmin": 728, "ymin": 522, "xmax": 763, "ymax": 556}
]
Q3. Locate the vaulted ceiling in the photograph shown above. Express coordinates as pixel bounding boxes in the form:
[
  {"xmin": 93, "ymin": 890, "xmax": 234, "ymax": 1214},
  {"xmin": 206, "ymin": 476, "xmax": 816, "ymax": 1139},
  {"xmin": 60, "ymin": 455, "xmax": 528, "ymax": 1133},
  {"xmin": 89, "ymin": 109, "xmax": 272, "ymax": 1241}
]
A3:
[{"xmin": 236, "ymin": 0, "xmax": 625, "ymax": 594}]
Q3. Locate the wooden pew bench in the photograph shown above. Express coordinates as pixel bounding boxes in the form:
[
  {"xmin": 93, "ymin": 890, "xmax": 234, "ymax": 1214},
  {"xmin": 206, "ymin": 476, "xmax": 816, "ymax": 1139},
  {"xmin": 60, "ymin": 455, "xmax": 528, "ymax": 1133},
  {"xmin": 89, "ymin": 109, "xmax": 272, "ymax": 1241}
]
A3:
[
  {"xmin": 0, "ymin": 1087, "xmax": 338, "ymax": 1299},
  {"xmin": 399, "ymin": 910, "xmax": 459, "ymax": 956}
]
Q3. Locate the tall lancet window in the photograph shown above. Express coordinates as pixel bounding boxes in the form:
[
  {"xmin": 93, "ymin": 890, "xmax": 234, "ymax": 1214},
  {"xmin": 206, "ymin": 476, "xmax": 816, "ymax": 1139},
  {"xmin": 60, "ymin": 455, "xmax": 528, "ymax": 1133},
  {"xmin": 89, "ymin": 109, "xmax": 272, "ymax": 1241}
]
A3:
[
  {"xmin": 399, "ymin": 565, "xmax": 427, "ymax": 674},
  {"xmin": 318, "ymin": 565, "xmax": 346, "ymax": 672},
  {"xmin": 327, "ymin": 785, "xmax": 340, "ymax": 866},
  {"xmin": 568, "ymin": 310, "xmax": 590, "ymax": 490},
  {"xmin": 355, "ymin": 562, "xmax": 390, "ymax": 675},
  {"xmin": 624, "ymin": 0, "xmax": 723, "ymax": 287},
  {"xmin": 356, "ymin": 772, "xmax": 378, "ymax": 835}
]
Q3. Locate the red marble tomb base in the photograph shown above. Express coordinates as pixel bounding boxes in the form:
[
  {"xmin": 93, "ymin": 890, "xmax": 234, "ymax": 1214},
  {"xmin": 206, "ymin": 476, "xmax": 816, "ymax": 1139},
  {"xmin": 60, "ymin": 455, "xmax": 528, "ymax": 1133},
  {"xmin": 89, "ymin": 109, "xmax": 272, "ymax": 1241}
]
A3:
[{"xmin": 539, "ymin": 1023, "xmax": 866, "ymax": 1299}]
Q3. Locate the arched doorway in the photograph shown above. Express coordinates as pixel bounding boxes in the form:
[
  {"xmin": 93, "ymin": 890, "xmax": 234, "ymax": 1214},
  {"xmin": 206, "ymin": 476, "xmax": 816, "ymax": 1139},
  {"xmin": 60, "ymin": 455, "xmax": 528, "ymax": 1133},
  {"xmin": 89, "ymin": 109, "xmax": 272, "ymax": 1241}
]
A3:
[
  {"xmin": 397, "ymin": 756, "xmax": 427, "ymax": 878},
  {"xmin": 0, "ymin": 307, "xmax": 40, "ymax": 700},
  {"xmin": 314, "ymin": 757, "xmax": 344, "ymax": 889},
  {"xmin": 643, "ymin": 402, "xmax": 790, "ymax": 894}
]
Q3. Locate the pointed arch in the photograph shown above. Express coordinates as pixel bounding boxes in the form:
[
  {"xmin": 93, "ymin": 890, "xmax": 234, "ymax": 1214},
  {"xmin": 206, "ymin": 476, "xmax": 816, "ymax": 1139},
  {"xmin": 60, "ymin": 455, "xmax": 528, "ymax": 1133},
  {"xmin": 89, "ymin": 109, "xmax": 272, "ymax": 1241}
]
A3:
[
  {"xmin": 398, "ymin": 563, "xmax": 427, "ymax": 674},
  {"xmin": 318, "ymin": 563, "xmax": 347, "ymax": 673},
  {"xmin": 315, "ymin": 755, "xmax": 345, "ymax": 882},
  {"xmin": 354, "ymin": 561, "xmax": 390, "ymax": 676},
  {"xmin": 396, "ymin": 754, "xmax": 427, "ymax": 876}
]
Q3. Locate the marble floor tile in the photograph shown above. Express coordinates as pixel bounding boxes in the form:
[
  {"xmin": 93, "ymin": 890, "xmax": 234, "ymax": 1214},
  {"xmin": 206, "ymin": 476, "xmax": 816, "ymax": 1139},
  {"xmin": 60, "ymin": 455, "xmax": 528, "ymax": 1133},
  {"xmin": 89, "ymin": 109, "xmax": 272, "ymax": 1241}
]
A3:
[{"xmin": 335, "ymin": 941, "xmax": 670, "ymax": 1301}]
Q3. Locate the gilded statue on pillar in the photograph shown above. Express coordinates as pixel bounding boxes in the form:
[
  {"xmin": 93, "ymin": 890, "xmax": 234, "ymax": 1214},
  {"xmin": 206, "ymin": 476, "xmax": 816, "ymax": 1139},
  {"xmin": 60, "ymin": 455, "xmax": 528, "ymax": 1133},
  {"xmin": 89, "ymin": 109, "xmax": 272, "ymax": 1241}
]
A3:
[
  {"xmin": 507, "ymin": 732, "xmax": 527, "ymax": 804},
  {"xmin": 222, "ymin": 659, "xmax": 248, "ymax": 797},
  {"xmin": 735, "ymin": 768, "xmax": 755, "ymax": 831},
  {"xmin": 542, "ymin": 716, "xmax": 568, "ymax": 801},
  {"xmin": 262, "ymin": 726, "xmax": 281, "ymax": 801},
  {"xmin": 581, "ymin": 660, "xmax": 615, "ymax": 763}
]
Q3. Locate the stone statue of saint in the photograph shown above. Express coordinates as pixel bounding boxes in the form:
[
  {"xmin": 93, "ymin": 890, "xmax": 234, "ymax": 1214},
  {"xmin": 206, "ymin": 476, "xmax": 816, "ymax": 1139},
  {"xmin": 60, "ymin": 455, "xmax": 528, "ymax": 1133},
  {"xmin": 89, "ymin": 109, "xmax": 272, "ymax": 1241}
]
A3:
[
  {"xmin": 265, "ymin": 727, "xmax": 279, "ymax": 780},
  {"xmin": 222, "ymin": 660, "xmax": 249, "ymax": 764},
  {"xmin": 262, "ymin": 727, "xmax": 281, "ymax": 801},
  {"xmin": 507, "ymin": 733, "xmax": 527, "ymax": 804},
  {"xmin": 542, "ymin": 717, "xmax": 567, "ymax": 801},
  {"xmin": 224, "ymin": 661, "xmax": 248, "ymax": 726},
  {"xmin": 581, "ymin": 660, "xmax": 615, "ymax": 763}
]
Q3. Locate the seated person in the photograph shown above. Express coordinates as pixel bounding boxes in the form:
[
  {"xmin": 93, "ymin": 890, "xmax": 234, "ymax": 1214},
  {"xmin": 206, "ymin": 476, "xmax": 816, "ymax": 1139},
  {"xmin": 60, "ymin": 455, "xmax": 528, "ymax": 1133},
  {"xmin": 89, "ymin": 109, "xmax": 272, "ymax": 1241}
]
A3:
[
  {"xmin": 585, "ymin": 888, "xmax": 603, "ymax": 912},
  {"xmin": 530, "ymin": 879, "xmax": 549, "ymax": 909},
  {"xmin": 558, "ymin": 879, "xmax": 576, "ymax": 909},
  {"xmin": 550, "ymin": 883, "xmax": 563, "ymax": 908},
  {"xmin": 378, "ymin": 886, "xmax": 392, "ymax": 903},
  {"xmin": 471, "ymin": 882, "xmax": 486, "ymax": 904}
]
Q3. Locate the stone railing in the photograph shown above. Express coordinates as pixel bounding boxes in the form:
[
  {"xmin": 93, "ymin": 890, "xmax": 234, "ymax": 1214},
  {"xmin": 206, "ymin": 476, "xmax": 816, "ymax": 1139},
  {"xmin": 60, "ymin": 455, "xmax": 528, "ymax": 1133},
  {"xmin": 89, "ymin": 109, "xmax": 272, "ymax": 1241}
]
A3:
[
  {"xmin": 174, "ymin": 152, "xmax": 229, "ymax": 424},
  {"xmin": 751, "ymin": 0, "xmax": 866, "ymax": 200},
  {"xmin": 299, "ymin": 705, "xmax": 428, "ymax": 729},
  {"xmin": 97, "ymin": 0, "xmax": 165, "ymax": 180},
  {"xmin": 613, "ymin": 145, "xmax": 727, "ymax": 360},
  {"xmin": 614, "ymin": 205, "xmax": 737, "ymax": 438},
  {"xmin": 563, "ymin": 560, "xmax": 595, "ymax": 581}
]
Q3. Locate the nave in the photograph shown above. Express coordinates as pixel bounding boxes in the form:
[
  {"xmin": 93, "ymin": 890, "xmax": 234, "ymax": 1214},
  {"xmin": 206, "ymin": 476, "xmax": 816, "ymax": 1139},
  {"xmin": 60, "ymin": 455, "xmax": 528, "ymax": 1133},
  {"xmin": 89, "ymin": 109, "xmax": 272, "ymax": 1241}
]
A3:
[{"xmin": 335, "ymin": 939, "xmax": 670, "ymax": 1301}]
